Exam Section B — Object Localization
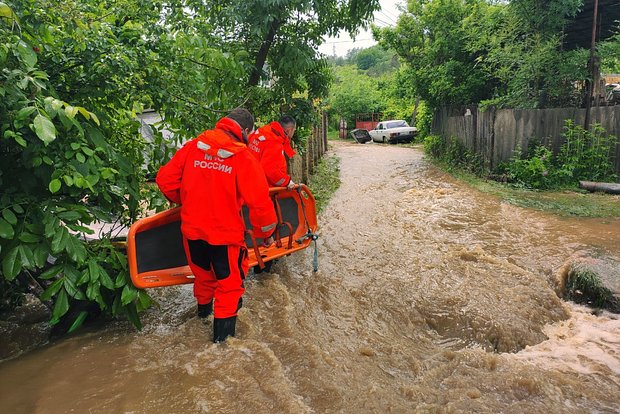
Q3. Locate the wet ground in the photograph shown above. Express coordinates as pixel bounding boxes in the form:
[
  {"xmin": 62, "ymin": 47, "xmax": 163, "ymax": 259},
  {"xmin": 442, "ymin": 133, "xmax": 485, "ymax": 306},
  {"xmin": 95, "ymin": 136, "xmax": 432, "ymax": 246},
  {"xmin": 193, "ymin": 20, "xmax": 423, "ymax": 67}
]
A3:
[{"xmin": 1, "ymin": 141, "xmax": 619, "ymax": 413}]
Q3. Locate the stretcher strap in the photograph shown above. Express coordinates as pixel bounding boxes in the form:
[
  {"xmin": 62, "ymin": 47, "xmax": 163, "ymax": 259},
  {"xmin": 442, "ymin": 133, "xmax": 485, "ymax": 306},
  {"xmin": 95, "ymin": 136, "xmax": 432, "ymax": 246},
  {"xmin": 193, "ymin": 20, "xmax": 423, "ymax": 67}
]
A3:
[
  {"xmin": 277, "ymin": 221, "xmax": 294, "ymax": 249},
  {"xmin": 245, "ymin": 229, "xmax": 265, "ymax": 269}
]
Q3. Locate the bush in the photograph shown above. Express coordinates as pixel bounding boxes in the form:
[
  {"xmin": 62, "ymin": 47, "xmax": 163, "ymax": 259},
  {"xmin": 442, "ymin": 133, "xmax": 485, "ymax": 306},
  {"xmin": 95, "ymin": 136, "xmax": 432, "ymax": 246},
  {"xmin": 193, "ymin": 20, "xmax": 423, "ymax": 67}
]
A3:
[
  {"xmin": 423, "ymin": 135, "xmax": 484, "ymax": 175},
  {"xmin": 502, "ymin": 120, "xmax": 618, "ymax": 189},
  {"xmin": 0, "ymin": 2, "xmax": 150, "ymax": 332},
  {"xmin": 503, "ymin": 145, "xmax": 555, "ymax": 189}
]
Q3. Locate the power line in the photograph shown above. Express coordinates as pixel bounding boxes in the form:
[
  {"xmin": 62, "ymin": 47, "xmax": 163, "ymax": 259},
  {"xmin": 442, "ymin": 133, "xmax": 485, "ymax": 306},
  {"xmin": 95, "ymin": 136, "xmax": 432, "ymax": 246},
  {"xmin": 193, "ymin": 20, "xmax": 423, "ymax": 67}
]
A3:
[
  {"xmin": 381, "ymin": 8, "xmax": 400, "ymax": 21},
  {"xmin": 322, "ymin": 38, "xmax": 375, "ymax": 44},
  {"xmin": 373, "ymin": 17, "xmax": 394, "ymax": 27},
  {"xmin": 376, "ymin": 11, "xmax": 397, "ymax": 25}
]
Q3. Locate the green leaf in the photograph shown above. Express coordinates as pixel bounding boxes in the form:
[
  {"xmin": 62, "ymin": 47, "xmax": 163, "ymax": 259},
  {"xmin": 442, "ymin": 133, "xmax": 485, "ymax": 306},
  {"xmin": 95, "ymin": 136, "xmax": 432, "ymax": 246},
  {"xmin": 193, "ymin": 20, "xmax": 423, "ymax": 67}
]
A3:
[
  {"xmin": 0, "ymin": 3, "xmax": 18, "ymax": 22},
  {"xmin": 99, "ymin": 268, "xmax": 114, "ymax": 290},
  {"xmin": 44, "ymin": 215, "xmax": 60, "ymax": 238},
  {"xmin": 114, "ymin": 271, "xmax": 126, "ymax": 288},
  {"xmin": 0, "ymin": 218, "xmax": 14, "ymax": 239},
  {"xmin": 51, "ymin": 288, "xmax": 69, "ymax": 324},
  {"xmin": 40, "ymin": 264, "xmax": 62, "ymax": 280},
  {"xmin": 16, "ymin": 40, "xmax": 37, "ymax": 68},
  {"xmin": 33, "ymin": 245, "xmax": 49, "ymax": 267},
  {"xmin": 18, "ymin": 245, "xmax": 35, "ymax": 268},
  {"xmin": 125, "ymin": 302, "xmax": 142, "ymax": 330},
  {"xmin": 16, "ymin": 106, "xmax": 36, "ymax": 120},
  {"xmin": 49, "ymin": 179, "xmax": 61, "ymax": 193},
  {"xmin": 51, "ymin": 99, "xmax": 64, "ymax": 111},
  {"xmin": 85, "ymin": 125, "xmax": 106, "ymax": 148},
  {"xmin": 1, "ymin": 246, "xmax": 21, "ymax": 280},
  {"xmin": 121, "ymin": 284, "xmax": 137, "ymax": 305},
  {"xmin": 137, "ymin": 290, "xmax": 152, "ymax": 311},
  {"xmin": 112, "ymin": 294, "xmax": 122, "ymax": 316},
  {"xmin": 14, "ymin": 135, "xmax": 27, "ymax": 147},
  {"xmin": 77, "ymin": 269, "xmax": 89, "ymax": 285},
  {"xmin": 2, "ymin": 209, "xmax": 17, "ymax": 225},
  {"xmin": 13, "ymin": 204, "xmax": 24, "ymax": 214},
  {"xmin": 63, "ymin": 276, "xmax": 85, "ymax": 300},
  {"xmin": 65, "ymin": 235, "xmax": 86, "ymax": 263},
  {"xmin": 64, "ymin": 105, "xmax": 78, "ymax": 119},
  {"xmin": 77, "ymin": 107, "xmax": 90, "ymax": 120},
  {"xmin": 76, "ymin": 153, "xmax": 86, "ymax": 163},
  {"xmin": 18, "ymin": 231, "xmax": 39, "ymax": 243},
  {"xmin": 86, "ymin": 281, "xmax": 101, "ymax": 302},
  {"xmin": 88, "ymin": 260, "xmax": 99, "ymax": 282},
  {"xmin": 90, "ymin": 112, "xmax": 100, "ymax": 126},
  {"xmin": 57, "ymin": 211, "xmax": 81, "ymax": 221},
  {"xmin": 51, "ymin": 226, "xmax": 69, "ymax": 253},
  {"xmin": 70, "ymin": 142, "xmax": 81, "ymax": 150},
  {"xmin": 62, "ymin": 175, "xmax": 74, "ymax": 186},
  {"xmin": 33, "ymin": 114, "xmax": 57, "ymax": 145},
  {"xmin": 67, "ymin": 311, "xmax": 88, "ymax": 333},
  {"xmin": 40, "ymin": 277, "xmax": 63, "ymax": 301},
  {"xmin": 82, "ymin": 147, "xmax": 94, "ymax": 156}
]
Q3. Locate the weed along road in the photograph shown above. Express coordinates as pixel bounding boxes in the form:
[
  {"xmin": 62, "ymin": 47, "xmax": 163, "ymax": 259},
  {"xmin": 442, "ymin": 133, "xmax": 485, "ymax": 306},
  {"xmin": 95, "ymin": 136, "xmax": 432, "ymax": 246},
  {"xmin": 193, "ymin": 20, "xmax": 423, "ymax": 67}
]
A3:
[{"xmin": 1, "ymin": 141, "xmax": 619, "ymax": 413}]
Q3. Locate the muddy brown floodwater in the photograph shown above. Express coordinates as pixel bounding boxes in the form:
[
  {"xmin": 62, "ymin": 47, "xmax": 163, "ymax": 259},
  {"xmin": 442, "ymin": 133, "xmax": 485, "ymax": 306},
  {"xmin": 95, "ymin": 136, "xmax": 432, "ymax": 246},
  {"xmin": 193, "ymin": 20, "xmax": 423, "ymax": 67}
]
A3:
[{"xmin": 1, "ymin": 141, "xmax": 619, "ymax": 413}]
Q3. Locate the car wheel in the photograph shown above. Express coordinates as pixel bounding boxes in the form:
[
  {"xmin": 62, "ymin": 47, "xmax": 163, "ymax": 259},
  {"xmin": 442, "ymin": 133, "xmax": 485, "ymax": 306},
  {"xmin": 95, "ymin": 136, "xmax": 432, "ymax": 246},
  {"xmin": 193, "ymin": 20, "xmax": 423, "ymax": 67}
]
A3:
[{"xmin": 382, "ymin": 136, "xmax": 387, "ymax": 144}]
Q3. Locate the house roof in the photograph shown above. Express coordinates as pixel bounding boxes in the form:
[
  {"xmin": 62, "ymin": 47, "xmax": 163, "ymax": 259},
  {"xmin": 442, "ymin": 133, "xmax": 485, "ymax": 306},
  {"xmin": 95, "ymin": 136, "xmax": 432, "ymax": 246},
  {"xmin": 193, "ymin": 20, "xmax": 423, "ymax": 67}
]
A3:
[{"xmin": 564, "ymin": 0, "xmax": 620, "ymax": 49}]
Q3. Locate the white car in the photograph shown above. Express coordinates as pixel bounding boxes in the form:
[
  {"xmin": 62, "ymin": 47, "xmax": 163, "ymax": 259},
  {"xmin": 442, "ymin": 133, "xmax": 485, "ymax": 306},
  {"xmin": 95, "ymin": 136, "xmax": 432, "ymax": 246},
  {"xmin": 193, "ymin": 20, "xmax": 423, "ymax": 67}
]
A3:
[{"xmin": 369, "ymin": 120, "xmax": 417, "ymax": 144}]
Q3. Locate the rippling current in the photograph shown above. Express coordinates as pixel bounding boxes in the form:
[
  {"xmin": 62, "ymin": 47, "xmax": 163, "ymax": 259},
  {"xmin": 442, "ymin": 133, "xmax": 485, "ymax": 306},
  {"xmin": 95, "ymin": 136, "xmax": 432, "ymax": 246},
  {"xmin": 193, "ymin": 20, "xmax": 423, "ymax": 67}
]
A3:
[{"xmin": 1, "ymin": 141, "xmax": 619, "ymax": 413}]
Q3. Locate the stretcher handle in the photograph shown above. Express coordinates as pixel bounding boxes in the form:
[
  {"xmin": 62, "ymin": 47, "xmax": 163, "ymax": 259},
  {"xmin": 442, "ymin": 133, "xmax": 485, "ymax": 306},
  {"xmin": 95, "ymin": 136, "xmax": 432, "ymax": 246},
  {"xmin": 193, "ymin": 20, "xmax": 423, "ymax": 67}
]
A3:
[
  {"xmin": 278, "ymin": 221, "xmax": 294, "ymax": 249},
  {"xmin": 245, "ymin": 229, "xmax": 265, "ymax": 269}
]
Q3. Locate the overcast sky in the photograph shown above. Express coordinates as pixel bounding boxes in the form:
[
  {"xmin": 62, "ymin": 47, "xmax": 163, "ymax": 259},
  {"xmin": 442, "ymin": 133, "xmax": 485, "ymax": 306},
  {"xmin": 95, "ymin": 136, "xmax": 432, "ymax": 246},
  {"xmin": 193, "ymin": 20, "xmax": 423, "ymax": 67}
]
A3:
[{"xmin": 317, "ymin": 0, "xmax": 406, "ymax": 57}]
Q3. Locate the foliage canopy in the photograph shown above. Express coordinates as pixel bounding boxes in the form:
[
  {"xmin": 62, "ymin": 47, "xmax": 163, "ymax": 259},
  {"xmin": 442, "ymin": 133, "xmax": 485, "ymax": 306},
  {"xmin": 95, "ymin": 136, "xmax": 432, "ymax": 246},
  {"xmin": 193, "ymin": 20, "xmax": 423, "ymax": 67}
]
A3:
[{"xmin": 0, "ymin": 0, "xmax": 377, "ymax": 333}]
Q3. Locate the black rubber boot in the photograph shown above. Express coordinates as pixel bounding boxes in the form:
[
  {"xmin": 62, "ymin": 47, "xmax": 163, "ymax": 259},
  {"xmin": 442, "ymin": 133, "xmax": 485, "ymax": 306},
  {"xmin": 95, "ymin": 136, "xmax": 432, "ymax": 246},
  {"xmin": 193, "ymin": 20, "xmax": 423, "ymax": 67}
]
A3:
[
  {"xmin": 197, "ymin": 301, "xmax": 213, "ymax": 318},
  {"xmin": 213, "ymin": 316, "xmax": 237, "ymax": 343}
]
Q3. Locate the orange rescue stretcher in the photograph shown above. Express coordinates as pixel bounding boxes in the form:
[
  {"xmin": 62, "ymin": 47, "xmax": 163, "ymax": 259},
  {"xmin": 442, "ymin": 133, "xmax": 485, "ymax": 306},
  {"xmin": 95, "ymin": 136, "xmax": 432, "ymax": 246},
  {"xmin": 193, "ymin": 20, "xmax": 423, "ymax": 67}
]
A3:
[{"xmin": 127, "ymin": 185, "xmax": 318, "ymax": 289}]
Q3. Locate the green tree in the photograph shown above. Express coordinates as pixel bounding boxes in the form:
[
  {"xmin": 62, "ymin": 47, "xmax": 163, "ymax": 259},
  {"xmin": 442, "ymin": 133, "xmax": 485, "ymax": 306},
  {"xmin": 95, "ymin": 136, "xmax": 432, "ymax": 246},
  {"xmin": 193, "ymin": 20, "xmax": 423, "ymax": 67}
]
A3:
[
  {"xmin": 470, "ymin": 0, "xmax": 587, "ymax": 108},
  {"xmin": 375, "ymin": 0, "xmax": 588, "ymax": 110},
  {"xmin": 192, "ymin": 0, "xmax": 380, "ymax": 119},
  {"xmin": 600, "ymin": 32, "xmax": 620, "ymax": 74},
  {"xmin": 374, "ymin": 0, "xmax": 494, "ymax": 110},
  {"xmin": 325, "ymin": 65, "xmax": 385, "ymax": 127}
]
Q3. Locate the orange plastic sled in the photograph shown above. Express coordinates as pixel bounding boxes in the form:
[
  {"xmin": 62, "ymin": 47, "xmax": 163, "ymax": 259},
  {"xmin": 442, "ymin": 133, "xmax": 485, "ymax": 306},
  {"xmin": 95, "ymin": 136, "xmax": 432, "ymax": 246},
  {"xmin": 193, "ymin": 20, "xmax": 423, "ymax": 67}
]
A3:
[{"xmin": 127, "ymin": 185, "xmax": 318, "ymax": 289}]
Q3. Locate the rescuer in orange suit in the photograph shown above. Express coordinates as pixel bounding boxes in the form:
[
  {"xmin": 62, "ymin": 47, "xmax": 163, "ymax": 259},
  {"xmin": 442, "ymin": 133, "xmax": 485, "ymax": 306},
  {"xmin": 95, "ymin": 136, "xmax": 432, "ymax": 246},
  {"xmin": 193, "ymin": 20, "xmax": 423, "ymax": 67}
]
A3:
[
  {"xmin": 247, "ymin": 115, "xmax": 297, "ymax": 273},
  {"xmin": 156, "ymin": 108, "xmax": 277, "ymax": 343},
  {"xmin": 248, "ymin": 115, "xmax": 297, "ymax": 189}
]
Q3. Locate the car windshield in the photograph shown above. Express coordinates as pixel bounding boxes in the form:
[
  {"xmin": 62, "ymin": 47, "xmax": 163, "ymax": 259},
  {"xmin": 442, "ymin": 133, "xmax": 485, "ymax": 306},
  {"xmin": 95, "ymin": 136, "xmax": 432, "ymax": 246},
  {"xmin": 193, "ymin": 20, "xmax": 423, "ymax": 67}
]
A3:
[{"xmin": 386, "ymin": 121, "xmax": 408, "ymax": 129}]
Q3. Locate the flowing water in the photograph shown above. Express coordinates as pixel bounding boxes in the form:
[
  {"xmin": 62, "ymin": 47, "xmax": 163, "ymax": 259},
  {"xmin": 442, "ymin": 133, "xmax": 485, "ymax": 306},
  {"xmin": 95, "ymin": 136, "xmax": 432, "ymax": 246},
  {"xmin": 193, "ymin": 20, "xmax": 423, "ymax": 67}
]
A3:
[{"xmin": 1, "ymin": 141, "xmax": 619, "ymax": 413}]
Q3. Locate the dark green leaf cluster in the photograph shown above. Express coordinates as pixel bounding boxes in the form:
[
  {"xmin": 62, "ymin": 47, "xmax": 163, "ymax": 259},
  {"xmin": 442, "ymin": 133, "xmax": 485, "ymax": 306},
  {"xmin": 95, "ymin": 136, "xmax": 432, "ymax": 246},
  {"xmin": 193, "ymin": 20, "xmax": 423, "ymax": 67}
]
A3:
[
  {"xmin": 376, "ymin": 0, "xmax": 590, "ymax": 110},
  {"xmin": 502, "ymin": 120, "xmax": 618, "ymax": 189},
  {"xmin": 0, "ymin": 1, "xmax": 157, "ymax": 332}
]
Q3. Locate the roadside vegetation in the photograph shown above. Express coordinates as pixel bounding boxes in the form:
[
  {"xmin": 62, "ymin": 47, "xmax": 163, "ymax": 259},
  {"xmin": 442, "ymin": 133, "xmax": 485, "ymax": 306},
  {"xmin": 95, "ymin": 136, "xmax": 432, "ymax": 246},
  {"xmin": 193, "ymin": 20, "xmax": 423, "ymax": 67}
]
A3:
[
  {"xmin": 423, "ymin": 121, "xmax": 620, "ymax": 218},
  {"xmin": 308, "ymin": 154, "xmax": 341, "ymax": 213}
]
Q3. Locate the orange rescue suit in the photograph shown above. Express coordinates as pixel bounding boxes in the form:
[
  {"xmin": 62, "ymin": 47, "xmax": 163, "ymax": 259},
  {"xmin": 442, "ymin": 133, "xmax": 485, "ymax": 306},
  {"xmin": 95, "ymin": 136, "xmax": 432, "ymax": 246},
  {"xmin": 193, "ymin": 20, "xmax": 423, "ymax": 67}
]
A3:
[
  {"xmin": 156, "ymin": 118, "xmax": 277, "ymax": 245},
  {"xmin": 248, "ymin": 121, "xmax": 296, "ymax": 187}
]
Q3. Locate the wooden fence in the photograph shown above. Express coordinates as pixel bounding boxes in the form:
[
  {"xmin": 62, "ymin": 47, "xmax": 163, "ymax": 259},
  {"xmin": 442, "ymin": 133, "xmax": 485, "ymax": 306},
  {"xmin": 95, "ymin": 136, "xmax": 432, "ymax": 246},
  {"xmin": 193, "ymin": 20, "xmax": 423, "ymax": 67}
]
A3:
[
  {"xmin": 289, "ymin": 112, "xmax": 328, "ymax": 183},
  {"xmin": 431, "ymin": 106, "xmax": 620, "ymax": 173}
]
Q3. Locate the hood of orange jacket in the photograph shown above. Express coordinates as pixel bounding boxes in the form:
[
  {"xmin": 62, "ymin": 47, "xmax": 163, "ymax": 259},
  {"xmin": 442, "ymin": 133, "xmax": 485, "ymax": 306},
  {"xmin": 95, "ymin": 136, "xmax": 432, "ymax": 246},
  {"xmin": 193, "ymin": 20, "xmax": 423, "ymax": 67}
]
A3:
[
  {"xmin": 266, "ymin": 122, "xmax": 297, "ymax": 158},
  {"xmin": 195, "ymin": 117, "xmax": 248, "ymax": 159}
]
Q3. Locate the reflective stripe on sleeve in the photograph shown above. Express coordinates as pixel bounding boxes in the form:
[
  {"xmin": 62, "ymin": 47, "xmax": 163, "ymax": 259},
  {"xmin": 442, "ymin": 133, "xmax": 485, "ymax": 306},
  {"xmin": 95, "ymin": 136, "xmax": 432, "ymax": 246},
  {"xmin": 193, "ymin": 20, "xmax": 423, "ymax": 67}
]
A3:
[
  {"xmin": 274, "ymin": 177, "xmax": 287, "ymax": 186},
  {"xmin": 261, "ymin": 222, "xmax": 276, "ymax": 233}
]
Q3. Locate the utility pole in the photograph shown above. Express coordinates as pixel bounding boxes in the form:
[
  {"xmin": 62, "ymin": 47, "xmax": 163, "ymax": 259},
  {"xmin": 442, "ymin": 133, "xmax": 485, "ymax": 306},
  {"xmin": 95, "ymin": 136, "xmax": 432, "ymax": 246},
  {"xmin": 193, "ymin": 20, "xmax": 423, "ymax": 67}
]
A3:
[{"xmin": 584, "ymin": 0, "xmax": 599, "ymax": 130}]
